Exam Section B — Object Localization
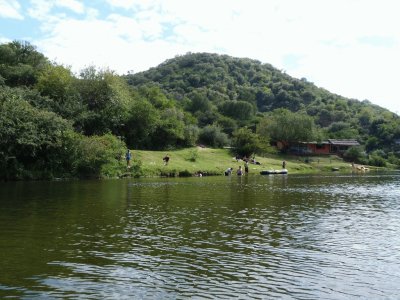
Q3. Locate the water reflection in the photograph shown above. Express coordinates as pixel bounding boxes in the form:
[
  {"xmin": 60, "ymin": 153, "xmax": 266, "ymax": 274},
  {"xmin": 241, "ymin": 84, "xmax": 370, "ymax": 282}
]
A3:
[{"xmin": 1, "ymin": 173, "xmax": 400, "ymax": 299}]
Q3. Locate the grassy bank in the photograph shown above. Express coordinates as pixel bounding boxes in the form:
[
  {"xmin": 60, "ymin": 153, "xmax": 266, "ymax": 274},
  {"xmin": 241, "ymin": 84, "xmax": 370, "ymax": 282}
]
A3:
[{"xmin": 123, "ymin": 147, "xmax": 368, "ymax": 177}]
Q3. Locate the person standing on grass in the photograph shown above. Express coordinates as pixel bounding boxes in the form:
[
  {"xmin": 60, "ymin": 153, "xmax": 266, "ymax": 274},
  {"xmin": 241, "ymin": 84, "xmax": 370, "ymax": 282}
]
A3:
[
  {"xmin": 163, "ymin": 154, "xmax": 170, "ymax": 165},
  {"xmin": 126, "ymin": 149, "xmax": 132, "ymax": 168}
]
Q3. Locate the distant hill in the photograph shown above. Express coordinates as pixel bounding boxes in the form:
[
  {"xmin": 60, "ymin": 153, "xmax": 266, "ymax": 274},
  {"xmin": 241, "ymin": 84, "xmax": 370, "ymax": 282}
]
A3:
[
  {"xmin": 125, "ymin": 52, "xmax": 399, "ymax": 155},
  {"xmin": 126, "ymin": 52, "xmax": 387, "ymax": 114}
]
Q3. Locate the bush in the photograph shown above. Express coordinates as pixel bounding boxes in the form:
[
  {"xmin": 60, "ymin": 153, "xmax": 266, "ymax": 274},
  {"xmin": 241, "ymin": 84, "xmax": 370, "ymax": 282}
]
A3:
[
  {"xmin": 183, "ymin": 125, "xmax": 199, "ymax": 147},
  {"xmin": 344, "ymin": 146, "xmax": 366, "ymax": 163},
  {"xmin": 368, "ymin": 156, "xmax": 386, "ymax": 167},
  {"xmin": 368, "ymin": 150, "xmax": 387, "ymax": 167},
  {"xmin": 0, "ymin": 87, "xmax": 73, "ymax": 180},
  {"xmin": 67, "ymin": 133, "xmax": 126, "ymax": 178},
  {"xmin": 186, "ymin": 148, "xmax": 199, "ymax": 162},
  {"xmin": 388, "ymin": 153, "xmax": 400, "ymax": 166},
  {"xmin": 178, "ymin": 170, "xmax": 192, "ymax": 177},
  {"xmin": 198, "ymin": 125, "xmax": 229, "ymax": 148},
  {"xmin": 231, "ymin": 127, "xmax": 265, "ymax": 157}
]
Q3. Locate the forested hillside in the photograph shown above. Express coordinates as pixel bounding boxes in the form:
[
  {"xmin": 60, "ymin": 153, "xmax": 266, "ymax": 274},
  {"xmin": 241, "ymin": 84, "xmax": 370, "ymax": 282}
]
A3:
[
  {"xmin": 1, "ymin": 42, "xmax": 399, "ymax": 180},
  {"xmin": 126, "ymin": 52, "xmax": 400, "ymax": 165}
]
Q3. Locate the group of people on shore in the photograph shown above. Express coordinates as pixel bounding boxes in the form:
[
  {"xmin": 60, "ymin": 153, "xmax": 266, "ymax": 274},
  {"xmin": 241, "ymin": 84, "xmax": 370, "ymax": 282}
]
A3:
[
  {"xmin": 225, "ymin": 160, "xmax": 249, "ymax": 176},
  {"xmin": 225, "ymin": 155, "xmax": 255, "ymax": 176},
  {"xmin": 225, "ymin": 158, "xmax": 286, "ymax": 176},
  {"xmin": 235, "ymin": 155, "xmax": 261, "ymax": 165},
  {"xmin": 125, "ymin": 149, "xmax": 287, "ymax": 176}
]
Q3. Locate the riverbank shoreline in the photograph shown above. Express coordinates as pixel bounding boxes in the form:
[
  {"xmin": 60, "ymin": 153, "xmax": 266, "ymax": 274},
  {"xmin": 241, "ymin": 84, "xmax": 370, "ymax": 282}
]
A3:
[
  {"xmin": 1, "ymin": 147, "xmax": 389, "ymax": 181},
  {"xmin": 123, "ymin": 147, "xmax": 385, "ymax": 178}
]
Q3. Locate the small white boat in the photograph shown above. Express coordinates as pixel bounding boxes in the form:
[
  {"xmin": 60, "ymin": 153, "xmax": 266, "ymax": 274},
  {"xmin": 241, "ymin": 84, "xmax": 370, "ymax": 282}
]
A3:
[{"xmin": 260, "ymin": 169, "xmax": 288, "ymax": 175}]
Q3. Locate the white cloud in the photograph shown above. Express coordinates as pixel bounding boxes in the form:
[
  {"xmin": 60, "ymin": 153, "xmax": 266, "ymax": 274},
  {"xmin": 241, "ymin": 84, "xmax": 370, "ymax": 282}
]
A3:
[
  {"xmin": 133, "ymin": 15, "xmax": 164, "ymax": 40},
  {"xmin": 38, "ymin": 17, "xmax": 189, "ymax": 75},
  {"xmin": 292, "ymin": 43, "xmax": 400, "ymax": 113},
  {"xmin": 107, "ymin": 14, "xmax": 142, "ymax": 41},
  {"xmin": 106, "ymin": 0, "xmax": 159, "ymax": 11},
  {"xmin": 28, "ymin": 0, "xmax": 85, "ymax": 21},
  {"xmin": 0, "ymin": 36, "xmax": 11, "ymax": 43},
  {"xmin": 55, "ymin": 0, "xmax": 85, "ymax": 14},
  {"xmin": 105, "ymin": 0, "xmax": 136, "ymax": 10},
  {"xmin": 30, "ymin": 0, "xmax": 400, "ymax": 113},
  {"xmin": 0, "ymin": 0, "xmax": 23, "ymax": 19},
  {"xmin": 28, "ymin": 0, "xmax": 53, "ymax": 20}
]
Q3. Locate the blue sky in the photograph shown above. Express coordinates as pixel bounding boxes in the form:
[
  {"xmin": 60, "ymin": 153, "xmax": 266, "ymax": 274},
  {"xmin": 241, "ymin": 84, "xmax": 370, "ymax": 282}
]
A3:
[{"xmin": 1, "ymin": 0, "xmax": 399, "ymax": 114}]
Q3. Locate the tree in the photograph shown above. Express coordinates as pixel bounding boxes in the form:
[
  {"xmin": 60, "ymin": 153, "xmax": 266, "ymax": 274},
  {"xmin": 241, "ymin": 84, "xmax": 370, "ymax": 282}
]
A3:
[
  {"xmin": 187, "ymin": 89, "xmax": 212, "ymax": 113},
  {"xmin": 150, "ymin": 107, "xmax": 186, "ymax": 149},
  {"xmin": 368, "ymin": 150, "xmax": 387, "ymax": 167},
  {"xmin": 256, "ymin": 87, "xmax": 274, "ymax": 112},
  {"xmin": 35, "ymin": 64, "xmax": 86, "ymax": 122},
  {"xmin": 36, "ymin": 64, "xmax": 74, "ymax": 100},
  {"xmin": 273, "ymin": 89, "xmax": 301, "ymax": 111},
  {"xmin": 358, "ymin": 107, "xmax": 374, "ymax": 128},
  {"xmin": 76, "ymin": 66, "xmax": 131, "ymax": 135},
  {"xmin": 183, "ymin": 124, "xmax": 200, "ymax": 147},
  {"xmin": 343, "ymin": 146, "xmax": 365, "ymax": 163},
  {"xmin": 231, "ymin": 127, "xmax": 265, "ymax": 157},
  {"xmin": 124, "ymin": 98, "xmax": 160, "ymax": 149},
  {"xmin": 137, "ymin": 85, "xmax": 171, "ymax": 109},
  {"xmin": 198, "ymin": 125, "xmax": 228, "ymax": 148},
  {"xmin": 326, "ymin": 122, "xmax": 359, "ymax": 139},
  {"xmin": 317, "ymin": 109, "xmax": 335, "ymax": 127},
  {"xmin": 259, "ymin": 109, "xmax": 318, "ymax": 149},
  {"xmin": 0, "ymin": 41, "xmax": 49, "ymax": 86},
  {"xmin": 218, "ymin": 100, "xmax": 254, "ymax": 120},
  {"xmin": 67, "ymin": 133, "xmax": 126, "ymax": 178},
  {"xmin": 237, "ymin": 86, "xmax": 257, "ymax": 105},
  {"xmin": 216, "ymin": 115, "xmax": 238, "ymax": 135},
  {"xmin": 0, "ymin": 86, "xmax": 72, "ymax": 179}
]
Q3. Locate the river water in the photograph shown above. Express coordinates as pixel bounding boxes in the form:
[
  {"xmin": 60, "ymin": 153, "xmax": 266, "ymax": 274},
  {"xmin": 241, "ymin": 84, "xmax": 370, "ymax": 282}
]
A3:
[{"xmin": 1, "ymin": 173, "xmax": 399, "ymax": 299}]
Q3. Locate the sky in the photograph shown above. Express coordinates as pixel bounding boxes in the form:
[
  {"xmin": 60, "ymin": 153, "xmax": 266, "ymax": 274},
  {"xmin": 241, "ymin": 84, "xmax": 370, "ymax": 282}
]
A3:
[{"xmin": 0, "ymin": 0, "xmax": 399, "ymax": 114}]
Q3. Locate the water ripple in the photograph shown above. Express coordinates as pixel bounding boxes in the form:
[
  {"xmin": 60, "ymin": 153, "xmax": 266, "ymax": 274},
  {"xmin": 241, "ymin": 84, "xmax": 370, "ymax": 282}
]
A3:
[{"xmin": 1, "ymin": 174, "xmax": 400, "ymax": 299}]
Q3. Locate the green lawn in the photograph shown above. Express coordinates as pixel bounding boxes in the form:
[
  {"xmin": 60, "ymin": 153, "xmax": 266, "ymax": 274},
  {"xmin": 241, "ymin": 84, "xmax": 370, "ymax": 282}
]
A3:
[{"xmin": 125, "ymin": 147, "xmax": 360, "ymax": 177}]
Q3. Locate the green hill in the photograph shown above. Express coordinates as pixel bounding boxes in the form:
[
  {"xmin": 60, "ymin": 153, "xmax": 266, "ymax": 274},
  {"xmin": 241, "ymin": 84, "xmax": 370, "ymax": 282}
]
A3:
[
  {"xmin": 125, "ymin": 52, "xmax": 400, "ymax": 155},
  {"xmin": 1, "ymin": 41, "xmax": 399, "ymax": 180}
]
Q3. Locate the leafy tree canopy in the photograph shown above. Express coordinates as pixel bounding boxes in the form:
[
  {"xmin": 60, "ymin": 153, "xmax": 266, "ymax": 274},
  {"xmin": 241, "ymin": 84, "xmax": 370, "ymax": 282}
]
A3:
[{"xmin": 258, "ymin": 109, "xmax": 319, "ymax": 145}]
